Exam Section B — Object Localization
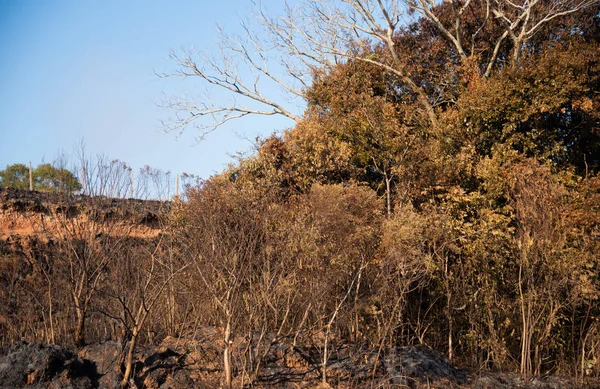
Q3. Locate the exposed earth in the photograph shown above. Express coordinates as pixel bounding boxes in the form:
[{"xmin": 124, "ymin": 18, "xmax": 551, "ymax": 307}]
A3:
[{"xmin": 0, "ymin": 187, "xmax": 164, "ymax": 241}]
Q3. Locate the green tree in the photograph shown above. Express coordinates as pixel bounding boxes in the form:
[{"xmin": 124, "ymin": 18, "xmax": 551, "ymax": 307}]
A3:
[
  {"xmin": 34, "ymin": 163, "xmax": 82, "ymax": 192},
  {"xmin": 0, "ymin": 163, "xmax": 82, "ymax": 192},
  {"xmin": 0, "ymin": 163, "xmax": 30, "ymax": 189}
]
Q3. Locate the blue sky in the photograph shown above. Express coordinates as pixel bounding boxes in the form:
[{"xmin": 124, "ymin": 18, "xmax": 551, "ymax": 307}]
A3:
[{"xmin": 0, "ymin": 0, "xmax": 299, "ymax": 180}]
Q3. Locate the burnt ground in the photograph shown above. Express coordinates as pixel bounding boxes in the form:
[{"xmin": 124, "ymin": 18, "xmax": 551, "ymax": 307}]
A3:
[
  {"xmin": 0, "ymin": 187, "xmax": 166, "ymax": 240},
  {"xmin": 1, "ymin": 333, "xmax": 599, "ymax": 388}
]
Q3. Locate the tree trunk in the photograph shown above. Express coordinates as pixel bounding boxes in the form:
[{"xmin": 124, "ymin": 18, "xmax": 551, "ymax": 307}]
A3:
[
  {"xmin": 385, "ymin": 174, "xmax": 392, "ymax": 217},
  {"xmin": 224, "ymin": 318, "xmax": 232, "ymax": 389},
  {"xmin": 322, "ymin": 325, "xmax": 329, "ymax": 386},
  {"xmin": 519, "ymin": 261, "xmax": 532, "ymax": 380},
  {"xmin": 47, "ymin": 281, "xmax": 55, "ymax": 344},
  {"xmin": 121, "ymin": 329, "xmax": 138, "ymax": 388},
  {"xmin": 447, "ymin": 291, "xmax": 453, "ymax": 363},
  {"xmin": 75, "ymin": 307, "xmax": 86, "ymax": 348},
  {"xmin": 444, "ymin": 256, "xmax": 453, "ymax": 362}
]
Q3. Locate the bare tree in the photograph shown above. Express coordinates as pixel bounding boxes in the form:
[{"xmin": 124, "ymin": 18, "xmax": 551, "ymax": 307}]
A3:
[
  {"xmin": 34, "ymin": 166, "xmax": 135, "ymax": 347},
  {"xmin": 165, "ymin": 0, "xmax": 597, "ymax": 135},
  {"xmin": 409, "ymin": 0, "xmax": 599, "ymax": 76},
  {"xmin": 163, "ymin": 0, "xmax": 440, "ymax": 133},
  {"xmin": 509, "ymin": 160, "xmax": 572, "ymax": 378},
  {"xmin": 180, "ymin": 179, "xmax": 268, "ymax": 389},
  {"xmin": 321, "ymin": 262, "xmax": 367, "ymax": 386},
  {"xmin": 110, "ymin": 235, "xmax": 188, "ymax": 388},
  {"xmin": 162, "ymin": 18, "xmax": 305, "ymax": 139}
]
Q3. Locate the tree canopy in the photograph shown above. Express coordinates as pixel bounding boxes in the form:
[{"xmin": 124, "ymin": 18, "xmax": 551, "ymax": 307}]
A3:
[
  {"xmin": 0, "ymin": 163, "xmax": 29, "ymax": 190},
  {"xmin": 0, "ymin": 163, "xmax": 81, "ymax": 192}
]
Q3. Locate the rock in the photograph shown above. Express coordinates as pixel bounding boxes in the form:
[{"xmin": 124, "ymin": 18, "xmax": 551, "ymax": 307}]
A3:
[
  {"xmin": 78, "ymin": 341, "xmax": 120, "ymax": 375},
  {"xmin": 78, "ymin": 341, "xmax": 121, "ymax": 388},
  {"xmin": 137, "ymin": 347, "xmax": 185, "ymax": 388},
  {"xmin": 159, "ymin": 370, "xmax": 198, "ymax": 389},
  {"xmin": 384, "ymin": 345, "xmax": 467, "ymax": 388},
  {"xmin": 472, "ymin": 373, "xmax": 583, "ymax": 389},
  {"xmin": 0, "ymin": 341, "xmax": 97, "ymax": 389},
  {"xmin": 8, "ymin": 334, "xmax": 595, "ymax": 388},
  {"xmin": 472, "ymin": 374, "xmax": 512, "ymax": 389}
]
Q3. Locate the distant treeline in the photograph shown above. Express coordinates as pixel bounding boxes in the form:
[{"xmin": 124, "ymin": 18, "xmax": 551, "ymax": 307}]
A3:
[
  {"xmin": 0, "ymin": 156, "xmax": 200, "ymax": 201},
  {"xmin": 0, "ymin": 163, "xmax": 81, "ymax": 192}
]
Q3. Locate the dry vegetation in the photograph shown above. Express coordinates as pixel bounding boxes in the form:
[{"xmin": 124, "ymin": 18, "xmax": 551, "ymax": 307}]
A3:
[{"xmin": 2, "ymin": 0, "xmax": 600, "ymax": 388}]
